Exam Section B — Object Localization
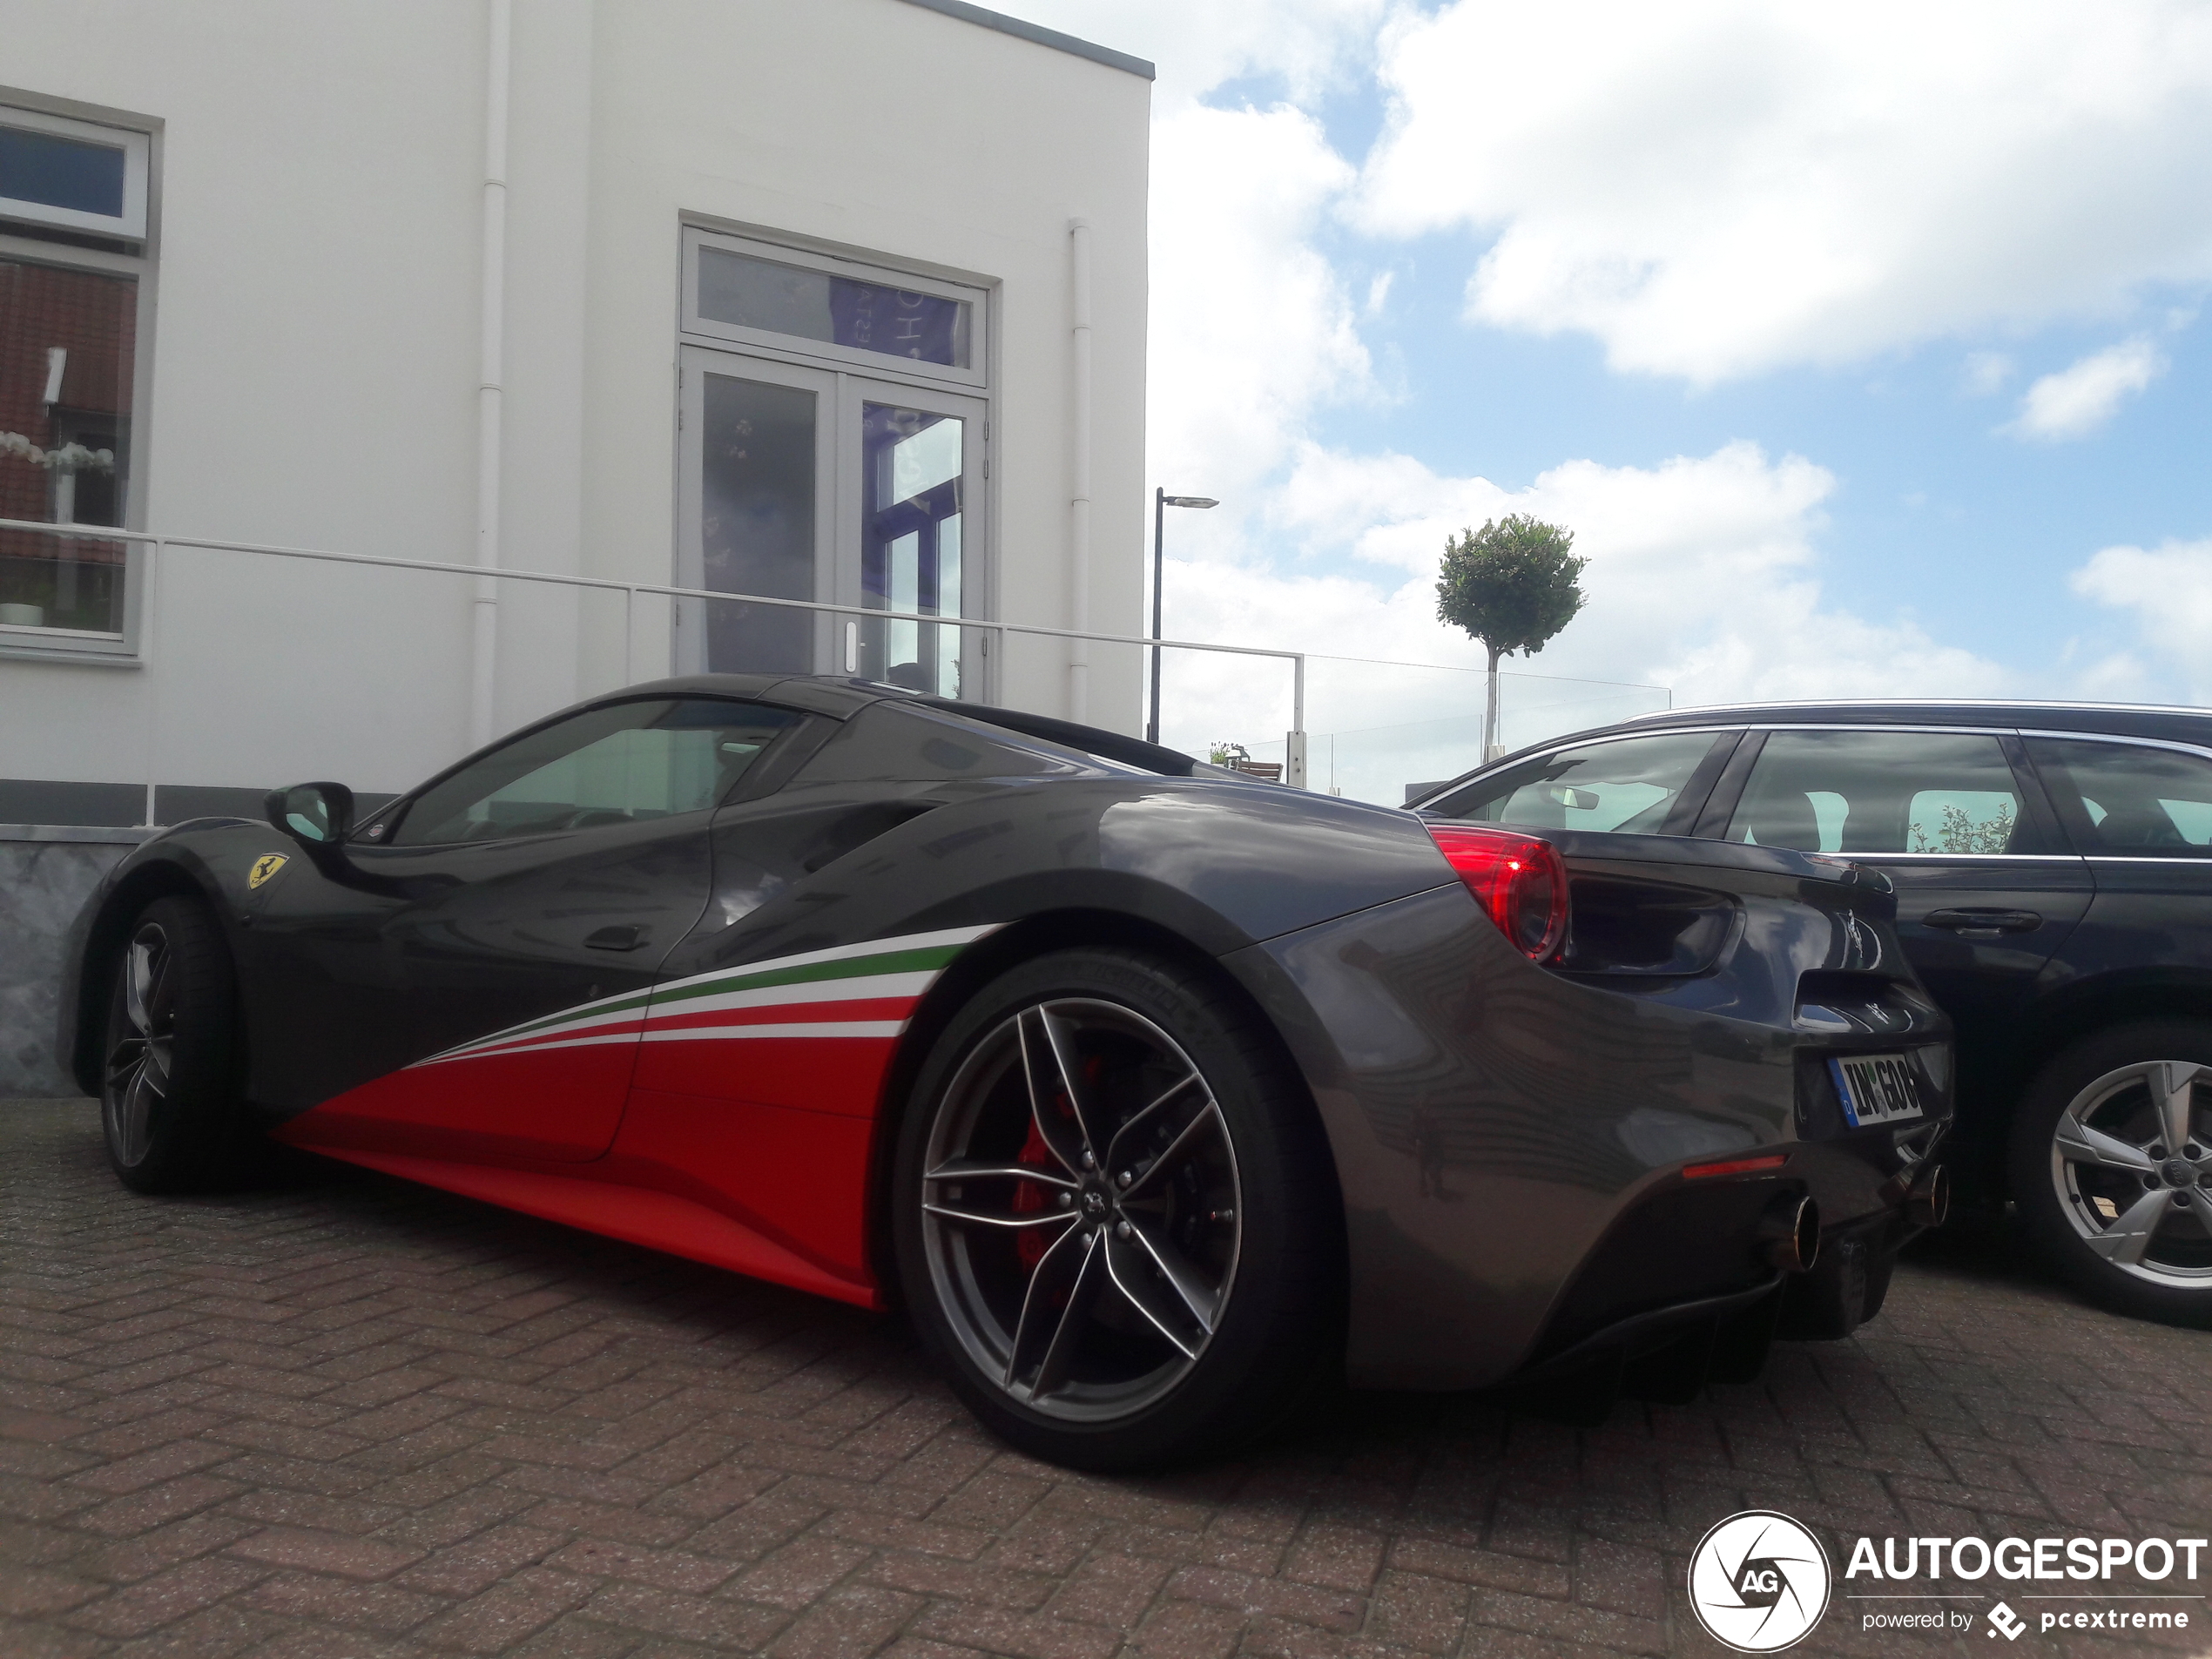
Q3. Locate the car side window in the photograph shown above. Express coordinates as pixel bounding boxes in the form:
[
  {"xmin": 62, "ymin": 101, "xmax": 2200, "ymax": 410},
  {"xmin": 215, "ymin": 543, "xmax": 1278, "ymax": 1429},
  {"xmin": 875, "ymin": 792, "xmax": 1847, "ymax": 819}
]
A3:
[
  {"xmin": 2026, "ymin": 737, "xmax": 2212, "ymax": 857},
  {"xmin": 1727, "ymin": 730, "xmax": 2021, "ymax": 854},
  {"xmin": 1426, "ymin": 732, "xmax": 1723, "ymax": 834},
  {"xmin": 387, "ymin": 698, "xmax": 805, "ymax": 846}
]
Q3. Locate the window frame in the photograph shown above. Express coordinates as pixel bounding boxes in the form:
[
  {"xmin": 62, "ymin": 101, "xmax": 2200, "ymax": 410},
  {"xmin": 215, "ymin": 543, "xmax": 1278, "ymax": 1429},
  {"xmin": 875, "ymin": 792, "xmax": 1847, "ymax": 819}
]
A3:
[
  {"xmin": 0, "ymin": 105, "xmax": 149, "ymax": 240},
  {"xmin": 674, "ymin": 224, "xmax": 998, "ymax": 699},
  {"xmin": 0, "ymin": 95, "xmax": 159, "ymax": 667},
  {"xmin": 681, "ymin": 226, "xmax": 988, "ymax": 391},
  {"xmin": 2020, "ymin": 729, "xmax": 2212, "ymax": 862}
]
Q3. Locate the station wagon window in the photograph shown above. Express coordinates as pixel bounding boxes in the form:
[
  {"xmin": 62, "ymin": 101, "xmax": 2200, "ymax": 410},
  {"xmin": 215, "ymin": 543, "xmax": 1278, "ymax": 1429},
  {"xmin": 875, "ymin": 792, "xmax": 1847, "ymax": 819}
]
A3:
[
  {"xmin": 1728, "ymin": 730, "xmax": 2021, "ymax": 854},
  {"xmin": 389, "ymin": 699, "xmax": 803, "ymax": 846},
  {"xmin": 1426, "ymin": 732, "xmax": 1722, "ymax": 834},
  {"xmin": 2026, "ymin": 737, "xmax": 2212, "ymax": 858}
]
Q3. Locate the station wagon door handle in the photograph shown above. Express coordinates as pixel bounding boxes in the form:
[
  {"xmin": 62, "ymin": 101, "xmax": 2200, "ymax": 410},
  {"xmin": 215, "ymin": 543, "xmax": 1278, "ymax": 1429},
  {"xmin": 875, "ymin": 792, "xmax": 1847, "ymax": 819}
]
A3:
[
  {"xmin": 1925, "ymin": 908, "xmax": 2041, "ymax": 934},
  {"xmin": 583, "ymin": 924, "xmax": 650, "ymax": 951}
]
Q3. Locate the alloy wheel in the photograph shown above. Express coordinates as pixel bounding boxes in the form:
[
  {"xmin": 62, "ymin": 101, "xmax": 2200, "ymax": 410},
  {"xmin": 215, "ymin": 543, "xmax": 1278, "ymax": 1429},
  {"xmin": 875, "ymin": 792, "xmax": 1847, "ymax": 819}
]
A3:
[
  {"xmin": 104, "ymin": 921, "xmax": 178, "ymax": 1167},
  {"xmin": 2049, "ymin": 1060, "xmax": 2212, "ymax": 1285},
  {"xmin": 919, "ymin": 998, "xmax": 1244, "ymax": 1421}
]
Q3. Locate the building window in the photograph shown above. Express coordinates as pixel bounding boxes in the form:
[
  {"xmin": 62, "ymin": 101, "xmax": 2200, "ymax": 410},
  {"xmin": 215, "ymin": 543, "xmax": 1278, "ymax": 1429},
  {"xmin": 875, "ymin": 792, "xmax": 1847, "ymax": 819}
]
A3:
[
  {"xmin": 0, "ymin": 103, "xmax": 153, "ymax": 662},
  {"xmin": 0, "ymin": 107, "xmax": 149, "ymax": 241},
  {"xmin": 683, "ymin": 231, "xmax": 985, "ymax": 388},
  {"xmin": 678, "ymin": 228, "xmax": 991, "ymax": 698}
]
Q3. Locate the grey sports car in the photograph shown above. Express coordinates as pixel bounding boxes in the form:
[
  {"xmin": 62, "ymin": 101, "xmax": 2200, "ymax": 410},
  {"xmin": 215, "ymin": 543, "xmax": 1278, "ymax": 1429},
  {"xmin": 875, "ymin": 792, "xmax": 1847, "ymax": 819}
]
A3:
[{"xmin": 60, "ymin": 677, "xmax": 1952, "ymax": 1467}]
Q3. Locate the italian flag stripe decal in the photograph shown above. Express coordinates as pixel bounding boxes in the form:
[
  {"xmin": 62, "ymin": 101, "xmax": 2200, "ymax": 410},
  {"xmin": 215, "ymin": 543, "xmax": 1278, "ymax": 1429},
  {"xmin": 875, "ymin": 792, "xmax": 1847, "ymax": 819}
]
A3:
[{"xmin": 408, "ymin": 924, "xmax": 997, "ymax": 1070}]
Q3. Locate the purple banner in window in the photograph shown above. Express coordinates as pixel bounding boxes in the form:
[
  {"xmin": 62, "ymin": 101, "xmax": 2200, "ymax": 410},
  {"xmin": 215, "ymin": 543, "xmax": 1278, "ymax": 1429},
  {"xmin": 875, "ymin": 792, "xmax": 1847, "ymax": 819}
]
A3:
[{"xmin": 830, "ymin": 280, "xmax": 962, "ymax": 368}]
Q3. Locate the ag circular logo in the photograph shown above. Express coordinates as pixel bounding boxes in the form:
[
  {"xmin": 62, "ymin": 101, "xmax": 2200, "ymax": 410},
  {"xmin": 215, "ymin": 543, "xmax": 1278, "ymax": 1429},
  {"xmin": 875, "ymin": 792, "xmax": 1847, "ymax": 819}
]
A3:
[{"xmin": 1687, "ymin": 1510, "xmax": 1831, "ymax": 1652}]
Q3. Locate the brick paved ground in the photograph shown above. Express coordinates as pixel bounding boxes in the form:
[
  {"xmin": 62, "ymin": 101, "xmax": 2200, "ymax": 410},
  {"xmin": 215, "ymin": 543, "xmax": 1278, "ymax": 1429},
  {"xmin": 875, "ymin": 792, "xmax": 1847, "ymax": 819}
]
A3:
[{"xmin": 3, "ymin": 1096, "xmax": 2209, "ymax": 1659}]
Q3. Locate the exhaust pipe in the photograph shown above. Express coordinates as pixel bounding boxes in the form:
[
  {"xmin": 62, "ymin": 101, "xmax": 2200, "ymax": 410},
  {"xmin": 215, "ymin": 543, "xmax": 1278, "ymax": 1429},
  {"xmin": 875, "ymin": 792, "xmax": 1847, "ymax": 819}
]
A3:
[
  {"xmin": 1905, "ymin": 1163, "xmax": 1949, "ymax": 1228},
  {"xmin": 1757, "ymin": 1193, "xmax": 1821, "ymax": 1273}
]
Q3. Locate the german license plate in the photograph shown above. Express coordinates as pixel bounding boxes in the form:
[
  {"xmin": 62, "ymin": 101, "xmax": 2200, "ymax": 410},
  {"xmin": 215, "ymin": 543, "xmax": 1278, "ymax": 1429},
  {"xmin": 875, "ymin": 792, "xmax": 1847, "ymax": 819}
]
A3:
[{"xmin": 1830, "ymin": 1053, "xmax": 1923, "ymax": 1128}]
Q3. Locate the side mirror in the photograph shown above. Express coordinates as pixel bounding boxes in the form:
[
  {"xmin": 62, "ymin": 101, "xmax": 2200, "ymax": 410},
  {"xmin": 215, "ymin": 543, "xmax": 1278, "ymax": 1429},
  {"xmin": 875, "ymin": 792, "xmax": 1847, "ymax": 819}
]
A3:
[{"xmin": 265, "ymin": 781, "xmax": 356, "ymax": 848}]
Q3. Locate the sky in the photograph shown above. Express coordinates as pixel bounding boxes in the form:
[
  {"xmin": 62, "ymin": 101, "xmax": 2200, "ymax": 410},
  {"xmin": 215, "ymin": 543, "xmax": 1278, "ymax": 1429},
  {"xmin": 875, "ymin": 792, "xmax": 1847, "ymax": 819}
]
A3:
[{"xmin": 999, "ymin": 0, "xmax": 2212, "ymax": 786}]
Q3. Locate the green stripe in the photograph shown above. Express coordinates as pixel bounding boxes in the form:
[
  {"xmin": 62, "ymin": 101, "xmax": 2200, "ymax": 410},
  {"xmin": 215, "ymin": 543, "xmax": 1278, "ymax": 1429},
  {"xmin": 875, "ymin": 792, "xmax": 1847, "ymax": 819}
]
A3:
[
  {"xmin": 458, "ymin": 940, "xmax": 962, "ymax": 1053},
  {"xmin": 647, "ymin": 943, "xmax": 964, "ymax": 1009}
]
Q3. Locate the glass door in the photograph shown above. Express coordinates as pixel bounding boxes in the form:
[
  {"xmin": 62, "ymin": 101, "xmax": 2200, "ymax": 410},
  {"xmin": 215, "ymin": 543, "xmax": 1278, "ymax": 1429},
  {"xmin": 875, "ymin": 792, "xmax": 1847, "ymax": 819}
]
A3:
[
  {"xmin": 847, "ymin": 379, "xmax": 985, "ymax": 698},
  {"xmin": 678, "ymin": 347, "xmax": 987, "ymax": 697},
  {"xmin": 676, "ymin": 350, "xmax": 836, "ymax": 678}
]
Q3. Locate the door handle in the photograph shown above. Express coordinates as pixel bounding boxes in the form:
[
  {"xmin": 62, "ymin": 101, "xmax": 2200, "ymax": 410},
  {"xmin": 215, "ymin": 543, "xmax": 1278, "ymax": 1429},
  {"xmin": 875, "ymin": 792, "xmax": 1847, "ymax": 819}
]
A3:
[
  {"xmin": 584, "ymin": 924, "xmax": 650, "ymax": 951},
  {"xmin": 1924, "ymin": 908, "xmax": 2041, "ymax": 934}
]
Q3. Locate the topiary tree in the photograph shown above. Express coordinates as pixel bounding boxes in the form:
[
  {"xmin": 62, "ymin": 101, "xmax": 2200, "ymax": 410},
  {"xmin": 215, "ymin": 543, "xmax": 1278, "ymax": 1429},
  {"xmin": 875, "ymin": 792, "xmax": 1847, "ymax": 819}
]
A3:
[{"xmin": 1435, "ymin": 515, "xmax": 1587, "ymax": 759}]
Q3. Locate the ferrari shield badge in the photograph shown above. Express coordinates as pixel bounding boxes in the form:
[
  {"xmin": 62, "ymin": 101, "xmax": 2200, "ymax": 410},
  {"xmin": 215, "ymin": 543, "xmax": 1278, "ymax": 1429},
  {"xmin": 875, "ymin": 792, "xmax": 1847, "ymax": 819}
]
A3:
[{"xmin": 247, "ymin": 853, "xmax": 289, "ymax": 890}]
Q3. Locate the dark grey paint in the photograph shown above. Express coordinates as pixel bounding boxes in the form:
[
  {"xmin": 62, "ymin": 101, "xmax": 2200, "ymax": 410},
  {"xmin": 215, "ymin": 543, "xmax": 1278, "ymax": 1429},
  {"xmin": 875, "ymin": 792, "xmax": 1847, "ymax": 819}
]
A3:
[{"xmin": 57, "ymin": 676, "xmax": 1952, "ymax": 1393}]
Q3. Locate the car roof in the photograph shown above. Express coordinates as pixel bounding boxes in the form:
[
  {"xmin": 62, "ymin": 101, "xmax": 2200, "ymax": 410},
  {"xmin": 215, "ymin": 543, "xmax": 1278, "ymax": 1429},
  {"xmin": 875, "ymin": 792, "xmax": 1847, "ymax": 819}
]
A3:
[
  {"xmin": 590, "ymin": 674, "xmax": 1201, "ymax": 775},
  {"xmin": 1612, "ymin": 698, "xmax": 2212, "ymax": 743},
  {"xmin": 1411, "ymin": 698, "xmax": 2212, "ymax": 809}
]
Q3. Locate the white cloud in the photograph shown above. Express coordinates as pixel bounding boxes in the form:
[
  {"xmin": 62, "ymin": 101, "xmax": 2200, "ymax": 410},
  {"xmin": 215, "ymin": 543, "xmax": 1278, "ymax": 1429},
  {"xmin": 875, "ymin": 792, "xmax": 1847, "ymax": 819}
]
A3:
[
  {"xmin": 1357, "ymin": 0, "xmax": 2212, "ymax": 382},
  {"xmin": 1961, "ymin": 352, "xmax": 2013, "ymax": 396},
  {"xmin": 1146, "ymin": 103, "xmax": 1373, "ymax": 512},
  {"xmin": 2006, "ymin": 337, "xmax": 2168, "ymax": 440},
  {"xmin": 1155, "ymin": 442, "xmax": 2011, "ymax": 796},
  {"xmin": 2069, "ymin": 537, "xmax": 2212, "ymax": 699}
]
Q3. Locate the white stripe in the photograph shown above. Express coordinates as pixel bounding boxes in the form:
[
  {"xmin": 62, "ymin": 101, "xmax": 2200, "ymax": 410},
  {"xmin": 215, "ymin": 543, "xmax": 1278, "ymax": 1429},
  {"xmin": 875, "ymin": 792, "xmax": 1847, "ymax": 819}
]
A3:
[
  {"xmin": 650, "ymin": 923, "xmax": 997, "ymax": 999},
  {"xmin": 428, "ymin": 1004, "xmax": 649, "ymax": 1062},
  {"xmin": 645, "ymin": 970, "xmax": 935, "ymax": 1022},
  {"xmin": 637, "ymin": 1020, "xmax": 907, "ymax": 1043},
  {"xmin": 407, "ymin": 924, "xmax": 993, "ymax": 1068}
]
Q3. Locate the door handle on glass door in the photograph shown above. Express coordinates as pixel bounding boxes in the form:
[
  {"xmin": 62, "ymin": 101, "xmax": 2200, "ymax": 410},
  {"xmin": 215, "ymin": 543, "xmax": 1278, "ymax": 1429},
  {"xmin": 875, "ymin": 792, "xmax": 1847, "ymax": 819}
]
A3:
[
  {"xmin": 1924, "ymin": 908, "xmax": 2041, "ymax": 934},
  {"xmin": 584, "ymin": 924, "xmax": 650, "ymax": 951}
]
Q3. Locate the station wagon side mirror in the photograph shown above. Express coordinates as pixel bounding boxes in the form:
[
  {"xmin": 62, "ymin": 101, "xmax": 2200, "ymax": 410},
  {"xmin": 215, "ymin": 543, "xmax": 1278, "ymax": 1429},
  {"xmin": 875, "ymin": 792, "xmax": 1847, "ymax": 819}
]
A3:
[{"xmin": 265, "ymin": 781, "xmax": 356, "ymax": 847}]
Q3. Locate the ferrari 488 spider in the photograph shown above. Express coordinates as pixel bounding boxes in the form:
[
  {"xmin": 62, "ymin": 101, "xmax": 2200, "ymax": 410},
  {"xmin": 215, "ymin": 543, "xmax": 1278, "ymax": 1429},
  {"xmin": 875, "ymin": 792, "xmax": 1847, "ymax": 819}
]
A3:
[{"xmin": 60, "ymin": 675, "xmax": 1952, "ymax": 1467}]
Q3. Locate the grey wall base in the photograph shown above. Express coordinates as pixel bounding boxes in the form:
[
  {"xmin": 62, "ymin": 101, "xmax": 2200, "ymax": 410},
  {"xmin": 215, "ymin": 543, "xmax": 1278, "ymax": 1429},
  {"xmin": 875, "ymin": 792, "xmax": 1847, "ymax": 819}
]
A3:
[
  {"xmin": 3, "ymin": 826, "xmax": 153, "ymax": 1097},
  {"xmin": 0, "ymin": 779, "xmax": 400, "ymax": 829}
]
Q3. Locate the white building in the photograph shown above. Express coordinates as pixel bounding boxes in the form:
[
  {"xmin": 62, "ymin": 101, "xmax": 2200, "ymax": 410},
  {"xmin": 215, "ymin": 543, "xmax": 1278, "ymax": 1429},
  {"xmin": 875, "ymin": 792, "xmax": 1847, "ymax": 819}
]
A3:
[{"xmin": 0, "ymin": 0, "xmax": 1152, "ymax": 826}]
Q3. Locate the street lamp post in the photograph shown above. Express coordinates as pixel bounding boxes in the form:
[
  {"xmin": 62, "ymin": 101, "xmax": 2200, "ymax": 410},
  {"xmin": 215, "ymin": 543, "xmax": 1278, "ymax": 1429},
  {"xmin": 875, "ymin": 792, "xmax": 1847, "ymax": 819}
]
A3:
[{"xmin": 1150, "ymin": 488, "xmax": 1217, "ymax": 745}]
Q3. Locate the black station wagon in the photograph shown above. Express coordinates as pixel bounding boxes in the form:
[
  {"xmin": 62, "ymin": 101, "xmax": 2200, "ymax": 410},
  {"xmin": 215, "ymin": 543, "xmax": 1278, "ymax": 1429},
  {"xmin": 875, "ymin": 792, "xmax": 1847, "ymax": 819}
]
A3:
[{"xmin": 1412, "ymin": 701, "xmax": 2212, "ymax": 1328}]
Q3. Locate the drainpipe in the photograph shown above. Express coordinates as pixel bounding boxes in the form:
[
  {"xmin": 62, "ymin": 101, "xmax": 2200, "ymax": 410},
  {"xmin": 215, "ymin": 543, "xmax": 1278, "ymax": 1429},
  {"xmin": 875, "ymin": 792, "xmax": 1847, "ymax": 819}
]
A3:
[
  {"xmin": 1067, "ymin": 218, "xmax": 1092, "ymax": 723},
  {"xmin": 469, "ymin": 0, "xmax": 512, "ymax": 750}
]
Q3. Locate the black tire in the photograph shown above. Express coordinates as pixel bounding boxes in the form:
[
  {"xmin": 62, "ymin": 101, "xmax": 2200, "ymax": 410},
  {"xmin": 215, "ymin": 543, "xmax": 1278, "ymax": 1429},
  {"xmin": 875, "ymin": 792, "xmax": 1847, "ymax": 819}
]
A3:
[
  {"xmin": 2008, "ymin": 1020, "xmax": 2212, "ymax": 1328},
  {"xmin": 891, "ymin": 947, "xmax": 1343, "ymax": 1470},
  {"xmin": 98, "ymin": 896, "xmax": 247, "ymax": 1193}
]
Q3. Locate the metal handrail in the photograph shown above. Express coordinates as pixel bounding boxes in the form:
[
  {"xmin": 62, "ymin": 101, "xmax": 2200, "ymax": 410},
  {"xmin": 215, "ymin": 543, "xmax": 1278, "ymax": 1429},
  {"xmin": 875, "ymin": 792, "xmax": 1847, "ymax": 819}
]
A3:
[
  {"xmin": 0, "ymin": 516, "xmax": 1316, "ymax": 817},
  {"xmin": 0, "ymin": 514, "xmax": 1307, "ymax": 719}
]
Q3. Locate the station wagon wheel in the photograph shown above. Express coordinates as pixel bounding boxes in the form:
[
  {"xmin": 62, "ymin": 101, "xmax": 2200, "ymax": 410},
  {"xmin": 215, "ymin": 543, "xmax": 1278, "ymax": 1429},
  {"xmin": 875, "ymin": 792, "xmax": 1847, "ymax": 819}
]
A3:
[
  {"xmin": 98, "ymin": 896, "xmax": 246, "ymax": 1194},
  {"xmin": 2013, "ymin": 1022, "xmax": 2212, "ymax": 1328},
  {"xmin": 893, "ymin": 948, "xmax": 1341, "ymax": 1470},
  {"xmin": 2048, "ymin": 1062, "xmax": 2212, "ymax": 1283}
]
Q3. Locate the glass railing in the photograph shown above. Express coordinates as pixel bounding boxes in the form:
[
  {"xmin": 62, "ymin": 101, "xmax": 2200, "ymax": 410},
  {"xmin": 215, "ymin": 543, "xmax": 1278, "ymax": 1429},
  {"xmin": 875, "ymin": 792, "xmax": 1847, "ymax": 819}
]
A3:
[
  {"xmin": 0, "ymin": 514, "xmax": 1669, "ymax": 821},
  {"xmin": 1217, "ymin": 658, "xmax": 1670, "ymax": 807}
]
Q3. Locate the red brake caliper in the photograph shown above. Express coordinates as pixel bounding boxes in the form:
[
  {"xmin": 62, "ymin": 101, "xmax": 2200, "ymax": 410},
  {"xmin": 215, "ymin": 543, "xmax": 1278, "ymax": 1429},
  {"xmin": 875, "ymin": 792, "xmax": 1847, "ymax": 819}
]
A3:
[{"xmin": 1012, "ymin": 1116, "xmax": 1057, "ymax": 1270}]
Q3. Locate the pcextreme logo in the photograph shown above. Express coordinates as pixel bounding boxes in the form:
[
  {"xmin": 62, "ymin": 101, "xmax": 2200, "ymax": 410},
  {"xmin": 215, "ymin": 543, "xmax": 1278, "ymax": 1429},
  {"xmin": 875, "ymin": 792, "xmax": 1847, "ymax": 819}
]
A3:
[{"xmin": 1688, "ymin": 1511, "xmax": 1832, "ymax": 1652}]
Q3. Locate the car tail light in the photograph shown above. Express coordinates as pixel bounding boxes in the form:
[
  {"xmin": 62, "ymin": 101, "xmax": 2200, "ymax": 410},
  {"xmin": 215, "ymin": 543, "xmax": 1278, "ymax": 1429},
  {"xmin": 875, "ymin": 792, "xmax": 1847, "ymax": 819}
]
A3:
[{"xmin": 1426, "ymin": 824, "xmax": 1569, "ymax": 961}]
